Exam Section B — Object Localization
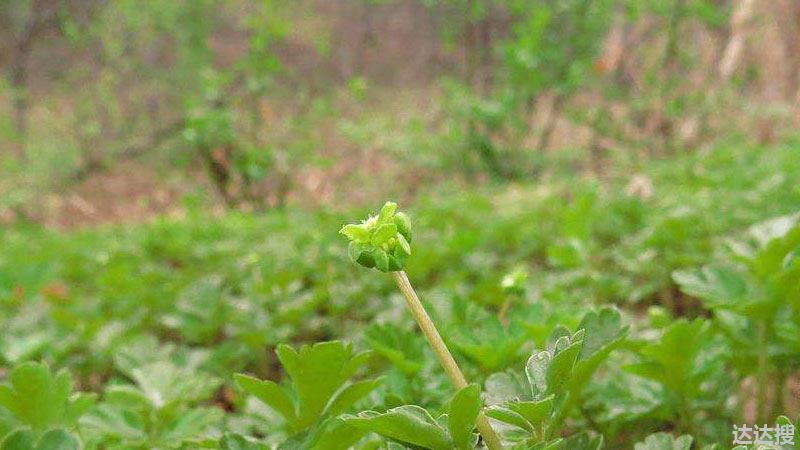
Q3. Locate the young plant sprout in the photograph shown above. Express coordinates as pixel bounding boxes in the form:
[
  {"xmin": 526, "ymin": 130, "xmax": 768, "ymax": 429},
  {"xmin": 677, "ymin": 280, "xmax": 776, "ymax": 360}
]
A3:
[
  {"xmin": 341, "ymin": 201, "xmax": 505, "ymax": 450},
  {"xmin": 499, "ymin": 267, "xmax": 528, "ymax": 324}
]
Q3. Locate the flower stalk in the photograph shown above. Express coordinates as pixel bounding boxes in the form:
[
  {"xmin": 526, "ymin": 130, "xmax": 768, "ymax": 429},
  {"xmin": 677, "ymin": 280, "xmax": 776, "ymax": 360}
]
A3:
[
  {"xmin": 392, "ymin": 270, "xmax": 504, "ymax": 450},
  {"xmin": 341, "ymin": 201, "xmax": 504, "ymax": 449}
]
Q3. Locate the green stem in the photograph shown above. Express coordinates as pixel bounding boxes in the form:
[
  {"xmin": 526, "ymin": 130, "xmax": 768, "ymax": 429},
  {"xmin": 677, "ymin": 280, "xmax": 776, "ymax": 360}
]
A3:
[
  {"xmin": 392, "ymin": 270, "xmax": 504, "ymax": 450},
  {"xmin": 757, "ymin": 320, "xmax": 769, "ymax": 423},
  {"xmin": 772, "ymin": 370, "xmax": 786, "ymax": 419}
]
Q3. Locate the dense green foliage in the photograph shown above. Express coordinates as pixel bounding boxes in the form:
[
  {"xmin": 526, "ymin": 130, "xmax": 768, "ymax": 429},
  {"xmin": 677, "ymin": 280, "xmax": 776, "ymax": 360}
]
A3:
[{"xmin": 1, "ymin": 141, "xmax": 799, "ymax": 448}]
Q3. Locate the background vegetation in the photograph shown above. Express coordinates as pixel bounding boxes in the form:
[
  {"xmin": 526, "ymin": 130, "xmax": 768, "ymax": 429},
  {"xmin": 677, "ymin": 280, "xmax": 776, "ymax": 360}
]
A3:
[{"xmin": 0, "ymin": 0, "xmax": 798, "ymax": 449}]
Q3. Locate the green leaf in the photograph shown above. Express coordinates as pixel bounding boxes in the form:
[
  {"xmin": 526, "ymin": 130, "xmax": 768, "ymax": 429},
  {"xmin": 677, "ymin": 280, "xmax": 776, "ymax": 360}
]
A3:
[
  {"xmin": 160, "ymin": 407, "xmax": 224, "ymax": 446},
  {"xmin": 394, "ymin": 212, "xmax": 412, "ymax": 240},
  {"xmin": 626, "ymin": 319, "xmax": 709, "ymax": 393},
  {"xmin": 378, "ymin": 202, "xmax": 398, "ymax": 223},
  {"xmin": 324, "ymin": 378, "xmax": 383, "ymax": 418},
  {"xmin": 374, "ymin": 250, "xmax": 389, "ymax": 272},
  {"xmin": 339, "ymin": 224, "xmax": 370, "ymax": 243},
  {"xmin": 545, "ymin": 337, "xmax": 582, "ymax": 396},
  {"xmin": 128, "ymin": 361, "xmax": 220, "ymax": 409},
  {"xmin": 485, "ymin": 407, "xmax": 533, "ymax": 433},
  {"xmin": 672, "ymin": 267, "xmax": 748, "ymax": 308},
  {"xmin": 569, "ymin": 308, "xmax": 629, "ymax": 392},
  {"xmin": 219, "ymin": 433, "xmax": 269, "ymax": 450},
  {"xmin": 633, "ymin": 432, "xmax": 693, "ymax": 450},
  {"xmin": 447, "ymin": 385, "xmax": 481, "ymax": 450},
  {"xmin": 342, "ymin": 405, "xmax": 451, "ymax": 450},
  {"xmin": 396, "ymin": 233, "xmax": 411, "ymax": 256},
  {"xmin": 0, "ymin": 362, "xmax": 94, "ymax": 432},
  {"xmin": 276, "ymin": 341, "xmax": 374, "ymax": 431},
  {"xmin": 560, "ymin": 432, "xmax": 603, "ymax": 450},
  {"xmin": 235, "ymin": 374, "xmax": 296, "ymax": 423},
  {"xmin": 0, "ymin": 429, "xmax": 35, "ymax": 450},
  {"xmin": 0, "ymin": 428, "xmax": 80, "ymax": 450},
  {"xmin": 525, "ymin": 351, "xmax": 550, "ymax": 398},
  {"xmin": 372, "ymin": 224, "xmax": 398, "ymax": 245},
  {"xmin": 33, "ymin": 429, "xmax": 81, "ymax": 450},
  {"xmin": 307, "ymin": 418, "xmax": 367, "ymax": 450},
  {"xmin": 508, "ymin": 396, "xmax": 554, "ymax": 428}
]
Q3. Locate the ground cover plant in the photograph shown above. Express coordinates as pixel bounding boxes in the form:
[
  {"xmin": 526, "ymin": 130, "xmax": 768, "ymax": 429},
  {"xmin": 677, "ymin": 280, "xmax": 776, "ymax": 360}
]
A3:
[{"xmin": 0, "ymin": 140, "xmax": 799, "ymax": 449}]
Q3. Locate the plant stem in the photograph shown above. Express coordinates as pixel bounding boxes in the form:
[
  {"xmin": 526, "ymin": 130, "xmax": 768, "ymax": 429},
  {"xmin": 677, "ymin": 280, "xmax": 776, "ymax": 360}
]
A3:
[
  {"xmin": 392, "ymin": 270, "xmax": 504, "ymax": 450},
  {"xmin": 757, "ymin": 320, "xmax": 769, "ymax": 423}
]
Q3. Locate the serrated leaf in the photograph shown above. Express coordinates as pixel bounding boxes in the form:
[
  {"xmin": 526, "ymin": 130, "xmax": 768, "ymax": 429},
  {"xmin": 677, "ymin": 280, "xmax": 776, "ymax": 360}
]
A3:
[
  {"xmin": 372, "ymin": 224, "xmax": 397, "ymax": 245},
  {"xmin": 33, "ymin": 428, "xmax": 81, "ymax": 450},
  {"xmin": 276, "ymin": 341, "xmax": 374, "ymax": 431},
  {"xmin": 342, "ymin": 405, "xmax": 451, "ymax": 450},
  {"xmin": 447, "ymin": 384, "xmax": 480, "ymax": 450},
  {"xmin": 0, "ymin": 429, "xmax": 35, "ymax": 450},
  {"xmin": 339, "ymin": 224, "xmax": 370, "ymax": 243},
  {"xmin": 378, "ymin": 202, "xmax": 398, "ymax": 223},
  {"xmin": 672, "ymin": 267, "xmax": 748, "ymax": 308},
  {"xmin": 235, "ymin": 374, "xmax": 296, "ymax": 423},
  {"xmin": 396, "ymin": 233, "xmax": 411, "ymax": 256},
  {"xmin": 219, "ymin": 433, "xmax": 270, "ymax": 450},
  {"xmin": 633, "ymin": 432, "xmax": 693, "ymax": 450},
  {"xmin": 394, "ymin": 212, "xmax": 412, "ymax": 240},
  {"xmin": 508, "ymin": 396, "xmax": 554, "ymax": 428},
  {"xmin": 307, "ymin": 418, "xmax": 367, "ymax": 450},
  {"xmin": 526, "ymin": 351, "xmax": 550, "ymax": 398},
  {"xmin": 324, "ymin": 378, "xmax": 383, "ymax": 418},
  {"xmin": 485, "ymin": 406, "xmax": 533, "ymax": 432},
  {"xmin": 374, "ymin": 250, "xmax": 389, "ymax": 272},
  {"xmin": 0, "ymin": 362, "xmax": 92, "ymax": 432},
  {"xmin": 160, "ymin": 407, "xmax": 223, "ymax": 445},
  {"xmin": 0, "ymin": 428, "xmax": 80, "ymax": 450}
]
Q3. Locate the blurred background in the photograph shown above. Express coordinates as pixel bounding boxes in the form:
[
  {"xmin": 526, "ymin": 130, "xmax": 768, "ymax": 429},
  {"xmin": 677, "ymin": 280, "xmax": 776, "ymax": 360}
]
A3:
[{"xmin": 0, "ymin": 0, "xmax": 798, "ymax": 227}]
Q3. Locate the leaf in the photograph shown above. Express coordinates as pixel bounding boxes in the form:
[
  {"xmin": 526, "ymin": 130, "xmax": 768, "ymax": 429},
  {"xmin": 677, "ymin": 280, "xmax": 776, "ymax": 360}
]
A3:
[
  {"xmin": 128, "ymin": 361, "xmax": 220, "ymax": 409},
  {"xmin": 393, "ymin": 212, "xmax": 412, "ymax": 240},
  {"xmin": 484, "ymin": 371, "xmax": 530, "ymax": 405},
  {"xmin": 0, "ymin": 362, "xmax": 94, "ymax": 432},
  {"xmin": 672, "ymin": 267, "xmax": 748, "ymax": 308},
  {"xmin": 570, "ymin": 308, "xmax": 629, "ymax": 392},
  {"xmin": 0, "ymin": 428, "xmax": 80, "ymax": 450},
  {"xmin": 485, "ymin": 407, "xmax": 532, "ymax": 433},
  {"xmin": 33, "ymin": 429, "xmax": 81, "ymax": 450},
  {"xmin": 525, "ymin": 351, "xmax": 550, "ymax": 398},
  {"xmin": 307, "ymin": 418, "xmax": 367, "ymax": 450},
  {"xmin": 378, "ymin": 202, "xmax": 398, "ymax": 223},
  {"xmin": 633, "ymin": 432, "xmax": 693, "ymax": 450},
  {"xmin": 396, "ymin": 233, "xmax": 411, "ymax": 256},
  {"xmin": 626, "ymin": 319, "xmax": 709, "ymax": 392},
  {"xmin": 235, "ymin": 374, "xmax": 296, "ymax": 423},
  {"xmin": 544, "ymin": 337, "xmax": 582, "ymax": 396},
  {"xmin": 339, "ymin": 224, "xmax": 370, "ymax": 243},
  {"xmin": 342, "ymin": 405, "xmax": 452, "ymax": 450},
  {"xmin": 560, "ymin": 432, "xmax": 603, "ymax": 450},
  {"xmin": 507, "ymin": 396, "xmax": 554, "ymax": 428},
  {"xmin": 79, "ymin": 403, "xmax": 147, "ymax": 442},
  {"xmin": 374, "ymin": 250, "xmax": 390, "ymax": 272},
  {"xmin": 160, "ymin": 407, "xmax": 224, "ymax": 445},
  {"xmin": 0, "ymin": 429, "xmax": 35, "ymax": 450},
  {"xmin": 447, "ymin": 385, "xmax": 480, "ymax": 450},
  {"xmin": 219, "ymin": 433, "xmax": 270, "ymax": 450},
  {"xmin": 365, "ymin": 324, "xmax": 425, "ymax": 375},
  {"xmin": 372, "ymin": 224, "xmax": 397, "ymax": 246},
  {"xmin": 276, "ymin": 341, "xmax": 374, "ymax": 431},
  {"xmin": 324, "ymin": 378, "xmax": 383, "ymax": 418}
]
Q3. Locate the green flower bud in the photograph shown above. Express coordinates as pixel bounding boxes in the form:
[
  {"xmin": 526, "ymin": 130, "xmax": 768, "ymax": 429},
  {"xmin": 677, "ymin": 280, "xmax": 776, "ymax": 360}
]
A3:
[{"xmin": 340, "ymin": 201, "xmax": 413, "ymax": 272}]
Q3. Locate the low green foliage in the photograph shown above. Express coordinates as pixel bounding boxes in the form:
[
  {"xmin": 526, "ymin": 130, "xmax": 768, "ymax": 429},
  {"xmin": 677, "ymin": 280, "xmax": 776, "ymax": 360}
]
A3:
[{"xmin": 0, "ymin": 142, "xmax": 799, "ymax": 448}]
